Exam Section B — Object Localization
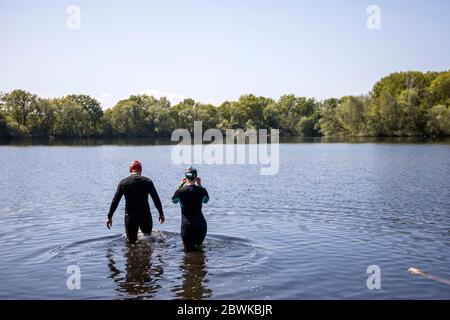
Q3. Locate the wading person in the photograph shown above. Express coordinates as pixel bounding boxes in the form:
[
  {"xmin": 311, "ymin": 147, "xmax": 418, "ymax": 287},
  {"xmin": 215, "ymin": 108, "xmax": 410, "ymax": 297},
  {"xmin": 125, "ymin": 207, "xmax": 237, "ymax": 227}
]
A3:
[
  {"xmin": 172, "ymin": 166, "xmax": 210, "ymax": 252},
  {"xmin": 107, "ymin": 160, "xmax": 165, "ymax": 243}
]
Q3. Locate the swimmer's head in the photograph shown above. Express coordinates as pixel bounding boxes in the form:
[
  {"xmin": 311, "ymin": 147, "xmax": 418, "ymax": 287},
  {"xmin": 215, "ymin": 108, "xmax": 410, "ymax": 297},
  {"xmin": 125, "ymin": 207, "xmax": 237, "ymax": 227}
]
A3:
[
  {"xmin": 129, "ymin": 160, "xmax": 142, "ymax": 175},
  {"xmin": 185, "ymin": 166, "xmax": 198, "ymax": 181}
]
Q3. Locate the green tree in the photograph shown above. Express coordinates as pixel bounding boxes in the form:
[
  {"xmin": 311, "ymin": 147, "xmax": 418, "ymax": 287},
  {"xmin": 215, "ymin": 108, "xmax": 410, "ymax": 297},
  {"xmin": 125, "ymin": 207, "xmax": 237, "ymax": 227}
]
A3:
[
  {"xmin": 298, "ymin": 116, "xmax": 316, "ymax": 136},
  {"xmin": 66, "ymin": 95, "xmax": 103, "ymax": 135},
  {"xmin": 264, "ymin": 95, "xmax": 311, "ymax": 135},
  {"xmin": 428, "ymin": 71, "xmax": 450, "ymax": 105},
  {"xmin": 236, "ymin": 94, "xmax": 272, "ymax": 130},
  {"xmin": 426, "ymin": 105, "xmax": 450, "ymax": 136},
  {"xmin": 171, "ymin": 99, "xmax": 197, "ymax": 131},
  {"xmin": 6, "ymin": 121, "xmax": 30, "ymax": 138},
  {"xmin": 371, "ymin": 71, "xmax": 437, "ymax": 101},
  {"xmin": 27, "ymin": 99, "xmax": 57, "ymax": 137},
  {"xmin": 263, "ymin": 102, "xmax": 282, "ymax": 130},
  {"xmin": 216, "ymin": 101, "xmax": 237, "ymax": 131},
  {"xmin": 53, "ymin": 98, "xmax": 90, "ymax": 137},
  {"xmin": 0, "ymin": 112, "xmax": 10, "ymax": 138},
  {"xmin": 397, "ymin": 89, "xmax": 422, "ymax": 136},
  {"xmin": 317, "ymin": 98, "xmax": 343, "ymax": 136},
  {"xmin": 102, "ymin": 109, "xmax": 115, "ymax": 136},
  {"xmin": 2, "ymin": 69, "xmax": 450, "ymax": 139},
  {"xmin": 194, "ymin": 103, "xmax": 218, "ymax": 130},
  {"xmin": 107, "ymin": 99, "xmax": 150, "ymax": 136},
  {"xmin": 146, "ymin": 105, "xmax": 176, "ymax": 136},
  {"xmin": 335, "ymin": 96, "xmax": 368, "ymax": 136},
  {"xmin": 376, "ymin": 91, "xmax": 401, "ymax": 136},
  {"xmin": 2, "ymin": 89, "xmax": 39, "ymax": 127}
]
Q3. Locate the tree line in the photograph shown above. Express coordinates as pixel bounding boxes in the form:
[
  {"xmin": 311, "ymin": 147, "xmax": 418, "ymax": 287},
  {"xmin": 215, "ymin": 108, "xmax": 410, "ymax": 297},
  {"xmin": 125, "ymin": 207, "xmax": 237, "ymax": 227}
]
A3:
[{"xmin": 1, "ymin": 70, "xmax": 449, "ymax": 139}]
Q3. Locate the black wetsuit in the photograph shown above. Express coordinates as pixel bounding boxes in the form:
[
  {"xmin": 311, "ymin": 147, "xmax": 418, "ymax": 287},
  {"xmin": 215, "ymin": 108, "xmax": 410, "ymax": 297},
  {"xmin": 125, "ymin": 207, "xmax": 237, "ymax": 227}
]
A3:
[
  {"xmin": 172, "ymin": 184, "xmax": 209, "ymax": 251},
  {"xmin": 109, "ymin": 174, "xmax": 163, "ymax": 243}
]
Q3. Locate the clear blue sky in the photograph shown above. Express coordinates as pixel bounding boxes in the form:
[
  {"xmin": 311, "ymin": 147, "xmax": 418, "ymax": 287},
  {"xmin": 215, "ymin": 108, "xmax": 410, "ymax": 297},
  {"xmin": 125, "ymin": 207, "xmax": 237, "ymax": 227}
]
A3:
[{"xmin": 1, "ymin": 0, "xmax": 449, "ymax": 108}]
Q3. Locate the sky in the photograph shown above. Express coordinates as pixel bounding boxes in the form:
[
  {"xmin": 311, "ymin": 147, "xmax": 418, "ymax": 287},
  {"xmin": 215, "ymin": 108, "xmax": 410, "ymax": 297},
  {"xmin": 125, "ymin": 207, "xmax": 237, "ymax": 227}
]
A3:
[{"xmin": 0, "ymin": 0, "xmax": 449, "ymax": 108}]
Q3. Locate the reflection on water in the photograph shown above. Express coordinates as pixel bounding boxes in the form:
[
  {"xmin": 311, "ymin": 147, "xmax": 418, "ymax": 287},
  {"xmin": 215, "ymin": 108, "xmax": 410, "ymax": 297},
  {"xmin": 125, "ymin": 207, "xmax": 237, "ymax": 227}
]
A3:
[
  {"xmin": 106, "ymin": 239, "xmax": 163, "ymax": 299},
  {"xmin": 172, "ymin": 249, "xmax": 212, "ymax": 300},
  {"xmin": 47, "ymin": 230, "xmax": 258, "ymax": 299},
  {"xmin": 105, "ymin": 235, "xmax": 212, "ymax": 299}
]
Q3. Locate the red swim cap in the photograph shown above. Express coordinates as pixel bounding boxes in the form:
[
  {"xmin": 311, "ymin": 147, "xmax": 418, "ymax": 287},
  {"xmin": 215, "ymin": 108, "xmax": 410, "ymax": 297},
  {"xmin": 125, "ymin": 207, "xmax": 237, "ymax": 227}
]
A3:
[{"xmin": 129, "ymin": 160, "xmax": 142, "ymax": 173}]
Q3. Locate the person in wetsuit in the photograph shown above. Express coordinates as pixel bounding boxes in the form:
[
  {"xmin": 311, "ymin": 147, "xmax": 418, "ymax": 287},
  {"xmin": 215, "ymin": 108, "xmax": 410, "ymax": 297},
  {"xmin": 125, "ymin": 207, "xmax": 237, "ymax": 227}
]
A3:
[
  {"xmin": 172, "ymin": 166, "xmax": 209, "ymax": 252},
  {"xmin": 107, "ymin": 160, "xmax": 165, "ymax": 243}
]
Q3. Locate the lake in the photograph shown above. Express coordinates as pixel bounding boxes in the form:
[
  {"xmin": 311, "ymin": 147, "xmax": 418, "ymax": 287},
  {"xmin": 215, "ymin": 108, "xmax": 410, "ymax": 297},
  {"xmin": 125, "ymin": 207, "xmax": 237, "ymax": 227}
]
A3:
[{"xmin": 0, "ymin": 140, "xmax": 449, "ymax": 299}]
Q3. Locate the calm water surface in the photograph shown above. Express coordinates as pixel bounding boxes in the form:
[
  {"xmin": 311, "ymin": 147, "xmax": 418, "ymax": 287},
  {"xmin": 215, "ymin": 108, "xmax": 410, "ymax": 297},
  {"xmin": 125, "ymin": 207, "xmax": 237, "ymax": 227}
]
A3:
[{"xmin": 0, "ymin": 142, "xmax": 449, "ymax": 299}]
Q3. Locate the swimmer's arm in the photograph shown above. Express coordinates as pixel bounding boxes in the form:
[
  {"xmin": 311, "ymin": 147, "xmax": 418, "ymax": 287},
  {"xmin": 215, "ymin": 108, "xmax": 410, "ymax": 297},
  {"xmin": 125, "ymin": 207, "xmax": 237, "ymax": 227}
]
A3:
[
  {"xmin": 108, "ymin": 182, "xmax": 123, "ymax": 219},
  {"xmin": 148, "ymin": 181, "xmax": 164, "ymax": 218},
  {"xmin": 202, "ymin": 188, "xmax": 210, "ymax": 204},
  {"xmin": 177, "ymin": 178, "xmax": 187, "ymax": 189},
  {"xmin": 172, "ymin": 189, "xmax": 181, "ymax": 204}
]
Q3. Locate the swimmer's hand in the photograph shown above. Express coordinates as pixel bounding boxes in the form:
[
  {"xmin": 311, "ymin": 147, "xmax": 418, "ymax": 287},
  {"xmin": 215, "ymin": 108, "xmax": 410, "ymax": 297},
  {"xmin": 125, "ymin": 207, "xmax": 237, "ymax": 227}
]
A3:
[
  {"xmin": 159, "ymin": 215, "xmax": 165, "ymax": 224},
  {"xmin": 106, "ymin": 218, "xmax": 112, "ymax": 229},
  {"xmin": 178, "ymin": 177, "xmax": 187, "ymax": 188},
  {"xmin": 195, "ymin": 177, "xmax": 202, "ymax": 186}
]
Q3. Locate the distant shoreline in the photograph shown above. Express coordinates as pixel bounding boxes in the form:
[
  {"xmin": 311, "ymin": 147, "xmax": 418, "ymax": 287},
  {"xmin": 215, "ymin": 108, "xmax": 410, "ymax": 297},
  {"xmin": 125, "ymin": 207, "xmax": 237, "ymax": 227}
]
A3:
[
  {"xmin": 2, "ymin": 71, "xmax": 450, "ymax": 141},
  {"xmin": 1, "ymin": 136, "xmax": 449, "ymax": 146}
]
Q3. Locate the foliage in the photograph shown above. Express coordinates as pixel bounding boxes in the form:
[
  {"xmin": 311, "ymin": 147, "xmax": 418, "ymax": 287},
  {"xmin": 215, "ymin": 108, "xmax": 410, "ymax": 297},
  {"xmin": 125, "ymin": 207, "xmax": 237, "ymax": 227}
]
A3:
[{"xmin": 1, "ymin": 70, "xmax": 449, "ymax": 139}]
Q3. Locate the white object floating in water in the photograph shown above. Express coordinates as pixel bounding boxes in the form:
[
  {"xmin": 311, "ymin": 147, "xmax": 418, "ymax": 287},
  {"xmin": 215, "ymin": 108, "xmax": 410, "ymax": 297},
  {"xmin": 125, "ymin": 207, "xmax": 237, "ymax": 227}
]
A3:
[{"xmin": 407, "ymin": 267, "xmax": 450, "ymax": 286}]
